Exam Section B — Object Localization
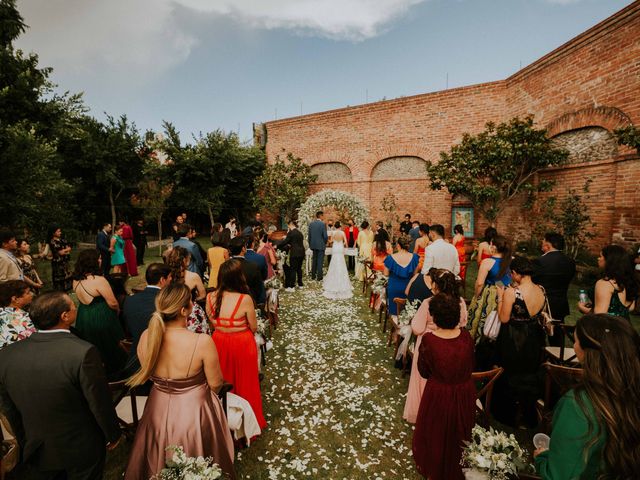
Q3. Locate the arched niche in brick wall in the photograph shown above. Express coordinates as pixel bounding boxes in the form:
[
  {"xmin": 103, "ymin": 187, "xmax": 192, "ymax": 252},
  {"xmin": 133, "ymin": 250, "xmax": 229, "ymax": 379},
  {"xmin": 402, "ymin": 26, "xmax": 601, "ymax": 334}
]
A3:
[
  {"xmin": 370, "ymin": 156, "xmax": 428, "ymax": 180},
  {"xmin": 310, "ymin": 162, "xmax": 353, "ymax": 183},
  {"xmin": 551, "ymin": 127, "xmax": 618, "ymax": 164}
]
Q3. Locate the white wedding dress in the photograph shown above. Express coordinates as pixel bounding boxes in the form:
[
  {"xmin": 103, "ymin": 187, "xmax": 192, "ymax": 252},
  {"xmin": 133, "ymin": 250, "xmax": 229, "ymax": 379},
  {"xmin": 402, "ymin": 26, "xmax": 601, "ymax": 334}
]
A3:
[{"xmin": 322, "ymin": 234, "xmax": 353, "ymax": 300}]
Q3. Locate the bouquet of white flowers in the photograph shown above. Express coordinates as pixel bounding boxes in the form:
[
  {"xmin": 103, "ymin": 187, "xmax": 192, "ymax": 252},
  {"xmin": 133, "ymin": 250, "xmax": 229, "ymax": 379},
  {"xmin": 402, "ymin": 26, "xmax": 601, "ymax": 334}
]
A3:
[
  {"xmin": 371, "ymin": 272, "xmax": 388, "ymax": 295},
  {"xmin": 264, "ymin": 276, "xmax": 282, "ymax": 290},
  {"xmin": 152, "ymin": 446, "xmax": 224, "ymax": 480},
  {"xmin": 397, "ymin": 299, "xmax": 421, "ymax": 327},
  {"xmin": 461, "ymin": 426, "xmax": 532, "ymax": 480}
]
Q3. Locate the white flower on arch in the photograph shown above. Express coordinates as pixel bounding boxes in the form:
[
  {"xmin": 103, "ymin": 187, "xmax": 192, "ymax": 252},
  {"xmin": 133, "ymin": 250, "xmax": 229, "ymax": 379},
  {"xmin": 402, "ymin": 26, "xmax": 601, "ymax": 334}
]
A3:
[{"xmin": 298, "ymin": 189, "xmax": 370, "ymax": 240}]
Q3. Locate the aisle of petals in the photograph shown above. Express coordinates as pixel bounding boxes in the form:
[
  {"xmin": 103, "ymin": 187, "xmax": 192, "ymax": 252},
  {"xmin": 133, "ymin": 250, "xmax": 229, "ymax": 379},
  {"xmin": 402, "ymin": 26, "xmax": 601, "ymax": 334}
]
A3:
[{"xmin": 236, "ymin": 281, "xmax": 420, "ymax": 479}]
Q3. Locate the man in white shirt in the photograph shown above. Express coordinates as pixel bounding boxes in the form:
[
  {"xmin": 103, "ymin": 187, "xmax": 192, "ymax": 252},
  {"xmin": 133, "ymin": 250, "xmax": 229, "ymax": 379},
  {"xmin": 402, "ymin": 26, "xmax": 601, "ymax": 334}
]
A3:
[{"xmin": 420, "ymin": 224, "xmax": 460, "ymax": 275}]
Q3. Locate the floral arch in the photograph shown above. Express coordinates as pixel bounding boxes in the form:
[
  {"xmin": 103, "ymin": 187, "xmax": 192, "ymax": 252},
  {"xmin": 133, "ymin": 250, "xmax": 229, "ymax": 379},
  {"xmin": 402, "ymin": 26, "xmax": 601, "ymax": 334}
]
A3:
[{"xmin": 298, "ymin": 189, "xmax": 369, "ymax": 239}]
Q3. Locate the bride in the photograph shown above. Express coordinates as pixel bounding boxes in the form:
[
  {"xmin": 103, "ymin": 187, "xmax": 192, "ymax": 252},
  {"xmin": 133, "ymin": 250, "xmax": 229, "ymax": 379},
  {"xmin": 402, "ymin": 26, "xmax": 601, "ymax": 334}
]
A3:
[{"xmin": 323, "ymin": 221, "xmax": 353, "ymax": 299}]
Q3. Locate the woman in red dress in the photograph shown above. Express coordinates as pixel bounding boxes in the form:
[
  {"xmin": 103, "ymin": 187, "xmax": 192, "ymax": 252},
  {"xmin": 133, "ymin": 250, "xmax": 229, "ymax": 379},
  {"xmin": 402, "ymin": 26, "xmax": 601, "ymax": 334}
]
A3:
[
  {"xmin": 413, "ymin": 293, "xmax": 476, "ymax": 480},
  {"xmin": 452, "ymin": 224, "xmax": 467, "ymax": 281},
  {"xmin": 205, "ymin": 259, "xmax": 267, "ymax": 429},
  {"xmin": 120, "ymin": 222, "xmax": 138, "ymax": 276}
]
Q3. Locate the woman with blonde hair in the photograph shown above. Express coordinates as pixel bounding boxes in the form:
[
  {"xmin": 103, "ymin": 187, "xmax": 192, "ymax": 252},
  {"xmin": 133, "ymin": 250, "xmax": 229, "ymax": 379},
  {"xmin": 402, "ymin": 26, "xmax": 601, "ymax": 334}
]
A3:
[{"xmin": 125, "ymin": 283, "xmax": 235, "ymax": 479}]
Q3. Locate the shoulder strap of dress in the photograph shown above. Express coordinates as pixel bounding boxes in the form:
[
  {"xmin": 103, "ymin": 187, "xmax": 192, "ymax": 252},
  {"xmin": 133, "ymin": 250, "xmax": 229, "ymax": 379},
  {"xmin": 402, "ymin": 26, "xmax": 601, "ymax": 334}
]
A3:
[
  {"xmin": 185, "ymin": 334, "xmax": 200, "ymax": 378},
  {"xmin": 230, "ymin": 294, "xmax": 244, "ymax": 319}
]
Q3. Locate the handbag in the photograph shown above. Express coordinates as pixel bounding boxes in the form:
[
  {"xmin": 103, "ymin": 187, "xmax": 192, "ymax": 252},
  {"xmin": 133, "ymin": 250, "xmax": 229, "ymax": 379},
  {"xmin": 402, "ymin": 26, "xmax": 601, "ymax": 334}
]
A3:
[
  {"xmin": 483, "ymin": 310, "xmax": 501, "ymax": 340},
  {"xmin": 538, "ymin": 287, "xmax": 557, "ymax": 336}
]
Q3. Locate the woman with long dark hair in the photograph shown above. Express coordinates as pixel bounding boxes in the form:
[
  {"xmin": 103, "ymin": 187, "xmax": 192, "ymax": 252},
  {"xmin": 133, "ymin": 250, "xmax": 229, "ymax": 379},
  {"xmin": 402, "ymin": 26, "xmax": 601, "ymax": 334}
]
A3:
[
  {"xmin": 476, "ymin": 226, "xmax": 498, "ymax": 267},
  {"xmin": 126, "ymin": 283, "xmax": 234, "ymax": 479},
  {"xmin": 384, "ymin": 235, "xmax": 420, "ymax": 316},
  {"xmin": 452, "ymin": 224, "xmax": 467, "ymax": 281},
  {"xmin": 205, "ymin": 259, "xmax": 266, "ymax": 429},
  {"xmin": 468, "ymin": 235, "xmax": 513, "ymax": 342},
  {"xmin": 72, "ymin": 249, "xmax": 125, "ymax": 378},
  {"xmin": 535, "ymin": 313, "xmax": 640, "ymax": 478},
  {"xmin": 371, "ymin": 231, "xmax": 392, "ymax": 272},
  {"xmin": 578, "ymin": 244, "xmax": 637, "ymax": 320},
  {"xmin": 47, "ymin": 225, "xmax": 72, "ymax": 291}
]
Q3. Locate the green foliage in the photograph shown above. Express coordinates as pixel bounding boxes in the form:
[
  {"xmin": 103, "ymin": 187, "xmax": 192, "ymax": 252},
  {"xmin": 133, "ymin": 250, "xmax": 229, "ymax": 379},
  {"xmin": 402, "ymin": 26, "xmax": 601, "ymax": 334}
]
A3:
[
  {"xmin": 159, "ymin": 123, "xmax": 265, "ymax": 227},
  {"xmin": 613, "ymin": 125, "xmax": 640, "ymax": 152},
  {"xmin": 381, "ymin": 190, "xmax": 400, "ymax": 239},
  {"xmin": 427, "ymin": 116, "xmax": 569, "ymax": 224},
  {"xmin": 253, "ymin": 153, "xmax": 317, "ymax": 222}
]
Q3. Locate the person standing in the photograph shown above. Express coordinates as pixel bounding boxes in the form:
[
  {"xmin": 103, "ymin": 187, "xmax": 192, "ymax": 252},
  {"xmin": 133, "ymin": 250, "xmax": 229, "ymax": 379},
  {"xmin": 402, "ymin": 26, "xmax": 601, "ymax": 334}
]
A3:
[
  {"xmin": 452, "ymin": 224, "xmax": 467, "ymax": 281},
  {"xmin": 0, "ymin": 228, "xmax": 23, "ymax": 282},
  {"xmin": 171, "ymin": 214, "xmax": 185, "ymax": 242},
  {"xmin": 121, "ymin": 222, "xmax": 138, "ymax": 277},
  {"xmin": 279, "ymin": 220, "xmax": 305, "ymax": 291},
  {"xmin": 374, "ymin": 220, "xmax": 391, "ymax": 243},
  {"xmin": 355, "ymin": 221, "xmax": 374, "ymax": 281},
  {"xmin": 400, "ymin": 213, "xmax": 412, "ymax": 235},
  {"xmin": 308, "ymin": 211, "xmax": 328, "ymax": 281},
  {"xmin": 47, "ymin": 225, "xmax": 72, "ymax": 291},
  {"xmin": 208, "ymin": 232, "xmax": 230, "ymax": 289},
  {"xmin": 0, "ymin": 291, "xmax": 121, "ymax": 480},
  {"xmin": 413, "ymin": 223, "xmax": 430, "ymax": 273},
  {"xmin": 228, "ymin": 237, "xmax": 266, "ymax": 305},
  {"xmin": 343, "ymin": 219, "xmax": 359, "ymax": 272},
  {"xmin": 420, "ymin": 224, "xmax": 460, "ymax": 276},
  {"xmin": 173, "ymin": 224, "xmax": 204, "ymax": 276},
  {"xmin": 532, "ymin": 232, "xmax": 576, "ymax": 346},
  {"xmin": 109, "ymin": 224, "xmax": 126, "ymax": 274},
  {"xmin": 245, "ymin": 236, "xmax": 268, "ymax": 281},
  {"xmin": 408, "ymin": 220, "xmax": 420, "ymax": 252},
  {"xmin": 16, "ymin": 239, "xmax": 44, "ymax": 291},
  {"xmin": 132, "ymin": 219, "xmax": 148, "ymax": 266},
  {"xmin": 96, "ymin": 223, "xmax": 112, "ymax": 276},
  {"xmin": 225, "ymin": 217, "xmax": 238, "ymax": 239}
]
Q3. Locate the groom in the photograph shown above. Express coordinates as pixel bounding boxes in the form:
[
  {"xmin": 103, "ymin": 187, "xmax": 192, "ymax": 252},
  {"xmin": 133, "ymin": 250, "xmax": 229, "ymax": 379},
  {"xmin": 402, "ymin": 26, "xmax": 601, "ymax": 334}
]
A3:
[{"xmin": 308, "ymin": 210, "xmax": 328, "ymax": 281}]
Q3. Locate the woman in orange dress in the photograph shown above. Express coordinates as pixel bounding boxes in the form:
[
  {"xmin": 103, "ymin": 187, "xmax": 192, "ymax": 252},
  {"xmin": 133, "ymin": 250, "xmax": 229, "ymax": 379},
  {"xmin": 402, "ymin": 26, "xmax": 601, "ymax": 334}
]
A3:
[
  {"xmin": 413, "ymin": 223, "xmax": 430, "ymax": 272},
  {"xmin": 371, "ymin": 232, "xmax": 393, "ymax": 272},
  {"xmin": 452, "ymin": 224, "xmax": 467, "ymax": 281},
  {"xmin": 205, "ymin": 259, "xmax": 266, "ymax": 429},
  {"xmin": 476, "ymin": 226, "xmax": 497, "ymax": 266}
]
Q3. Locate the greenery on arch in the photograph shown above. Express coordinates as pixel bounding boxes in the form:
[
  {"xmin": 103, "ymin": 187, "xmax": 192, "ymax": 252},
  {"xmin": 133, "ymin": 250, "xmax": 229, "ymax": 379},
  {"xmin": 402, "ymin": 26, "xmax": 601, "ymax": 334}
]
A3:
[{"xmin": 298, "ymin": 190, "xmax": 369, "ymax": 239}]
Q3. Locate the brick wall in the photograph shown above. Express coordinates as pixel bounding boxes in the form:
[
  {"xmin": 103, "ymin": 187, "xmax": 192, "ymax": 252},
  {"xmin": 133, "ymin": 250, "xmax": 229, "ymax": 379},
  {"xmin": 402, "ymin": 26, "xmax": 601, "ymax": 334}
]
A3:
[{"xmin": 262, "ymin": 1, "xmax": 640, "ymax": 250}]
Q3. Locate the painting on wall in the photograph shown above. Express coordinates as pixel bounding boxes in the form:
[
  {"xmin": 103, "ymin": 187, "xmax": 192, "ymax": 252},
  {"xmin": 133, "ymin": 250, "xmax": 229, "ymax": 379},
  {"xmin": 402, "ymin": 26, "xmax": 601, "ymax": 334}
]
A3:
[{"xmin": 451, "ymin": 207, "xmax": 474, "ymax": 238}]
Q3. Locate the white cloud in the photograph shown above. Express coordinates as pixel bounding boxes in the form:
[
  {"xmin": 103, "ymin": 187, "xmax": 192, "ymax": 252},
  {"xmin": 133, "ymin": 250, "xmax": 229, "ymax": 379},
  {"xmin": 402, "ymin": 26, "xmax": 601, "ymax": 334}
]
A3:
[{"xmin": 15, "ymin": 0, "xmax": 425, "ymax": 83}]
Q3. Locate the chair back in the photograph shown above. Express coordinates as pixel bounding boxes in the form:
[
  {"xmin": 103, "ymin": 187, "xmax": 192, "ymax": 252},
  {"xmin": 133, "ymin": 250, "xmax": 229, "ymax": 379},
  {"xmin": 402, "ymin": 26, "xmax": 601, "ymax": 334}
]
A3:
[
  {"xmin": 536, "ymin": 362, "xmax": 583, "ymax": 432},
  {"xmin": 393, "ymin": 298, "xmax": 406, "ymax": 316},
  {"xmin": 557, "ymin": 324, "xmax": 577, "ymax": 364},
  {"xmin": 471, "ymin": 367, "xmax": 504, "ymax": 426},
  {"xmin": 109, "ymin": 379, "xmax": 143, "ymax": 436}
]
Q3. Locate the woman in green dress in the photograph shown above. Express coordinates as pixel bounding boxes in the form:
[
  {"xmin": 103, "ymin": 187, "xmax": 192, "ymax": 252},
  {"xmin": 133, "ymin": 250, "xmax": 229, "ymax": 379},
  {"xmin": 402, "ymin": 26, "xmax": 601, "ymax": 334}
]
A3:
[
  {"xmin": 72, "ymin": 249, "xmax": 126, "ymax": 378},
  {"xmin": 110, "ymin": 224, "xmax": 126, "ymax": 274},
  {"xmin": 535, "ymin": 313, "xmax": 640, "ymax": 479}
]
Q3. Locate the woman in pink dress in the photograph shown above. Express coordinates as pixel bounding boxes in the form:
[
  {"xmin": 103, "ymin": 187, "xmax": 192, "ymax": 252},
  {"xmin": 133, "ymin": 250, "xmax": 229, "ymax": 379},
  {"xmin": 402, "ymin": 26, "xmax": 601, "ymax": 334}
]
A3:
[
  {"xmin": 403, "ymin": 269, "xmax": 467, "ymax": 423},
  {"xmin": 125, "ymin": 283, "xmax": 234, "ymax": 479},
  {"xmin": 413, "ymin": 293, "xmax": 475, "ymax": 480}
]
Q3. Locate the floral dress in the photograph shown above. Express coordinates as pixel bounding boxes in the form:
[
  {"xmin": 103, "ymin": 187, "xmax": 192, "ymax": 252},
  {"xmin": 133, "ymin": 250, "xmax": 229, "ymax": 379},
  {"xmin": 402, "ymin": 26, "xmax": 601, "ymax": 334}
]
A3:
[
  {"xmin": 17, "ymin": 255, "xmax": 40, "ymax": 287},
  {"xmin": 0, "ymin": 307, "xmax": 37, "ymax": 349},
  {"xmin": 50, "ymin": 237, "xmax": 72, "ymax": 291}
]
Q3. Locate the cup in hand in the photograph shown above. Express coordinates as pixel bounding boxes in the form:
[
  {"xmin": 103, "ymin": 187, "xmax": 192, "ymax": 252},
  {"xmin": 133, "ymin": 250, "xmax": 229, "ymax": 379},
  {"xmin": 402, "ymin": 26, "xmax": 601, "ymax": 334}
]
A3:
[{"xmin": 533, "ymin": 433, "xmax": 550, "ymax": 450}]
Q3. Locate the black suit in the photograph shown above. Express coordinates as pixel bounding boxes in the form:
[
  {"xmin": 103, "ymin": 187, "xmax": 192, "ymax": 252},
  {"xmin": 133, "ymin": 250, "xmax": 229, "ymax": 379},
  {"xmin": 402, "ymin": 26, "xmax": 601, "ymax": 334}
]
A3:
[
  {"xmin": 0, "ymin": 332, "xmax": 120, "ymax": 480},
  {"xmin": 233, "ymin": 256, "xmax": 266, "ymax": 305},
  {"xmin": 121, "ymin": 286, "xmax": 160, "ymax": 376},
  {"xmin": 533, "ymin": 250, "xmax": 576, "ymax": 345},
  {"xmin": 96, "ymin": 230, "xmax": 111, "ymax": 276},
  {"xmin": 279, "ymin": 228, "xmax": 305, "ymax": 287}
]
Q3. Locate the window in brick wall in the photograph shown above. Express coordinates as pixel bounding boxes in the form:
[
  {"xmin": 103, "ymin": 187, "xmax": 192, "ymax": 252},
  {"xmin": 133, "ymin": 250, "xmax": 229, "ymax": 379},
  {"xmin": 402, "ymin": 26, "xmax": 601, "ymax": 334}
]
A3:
[
  {"xmin": 371, "ymin": 156, "xmax": 428, "ymax": 180},
  {"xmin": 551, "ymin": 127, "xmax": 618, "ymax": 164},
  {"xmin": 310, "ymin": 162, "xmax": 352, "ymax": 184}
]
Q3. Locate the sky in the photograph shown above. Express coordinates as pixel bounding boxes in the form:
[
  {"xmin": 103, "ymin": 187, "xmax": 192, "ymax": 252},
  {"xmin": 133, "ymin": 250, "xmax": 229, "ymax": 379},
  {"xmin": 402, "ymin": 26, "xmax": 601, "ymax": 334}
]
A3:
[{"xmin": 15, "ymin": 0, "xmax": 633, "ymax": 143}]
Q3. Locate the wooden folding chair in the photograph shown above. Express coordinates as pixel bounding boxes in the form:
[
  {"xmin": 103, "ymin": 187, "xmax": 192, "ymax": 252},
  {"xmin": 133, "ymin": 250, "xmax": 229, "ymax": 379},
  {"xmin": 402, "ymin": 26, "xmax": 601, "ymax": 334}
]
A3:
[
  {"xmin": 388, "ymin": 298, "xmax": 406, "ymax": 348},
  {"xmin": 109, "ymin": 380, "xmax": 144, "ymax": 438},
  {"xmin": 471, "ymin": 367, "xmax": 504, "ymax": 427},
  {"xmin": 401, "ymin": 333, "xmax": 415, "ymax": 378},
  {"xmin": 362, "ymin": 261, "xmax": 376, "ymax": 296},
  {"xmin": 218, "ymin": 382, "xmax": 233, "ymax": 415},
  {"xmin": 536, "ymin": 362, "xmax": 583, "ymax": 432},
  {"xmin": 545, "ymin": 324, "xmax": 579, "ymax": 366}
]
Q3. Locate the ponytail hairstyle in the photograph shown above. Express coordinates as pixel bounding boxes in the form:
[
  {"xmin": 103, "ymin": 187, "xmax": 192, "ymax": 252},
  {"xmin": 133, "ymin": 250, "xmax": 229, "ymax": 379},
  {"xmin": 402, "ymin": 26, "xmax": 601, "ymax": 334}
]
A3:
[
  {"xmin": 165, "ymin": 246, "xmax": 189, "ymax": 283},
  {"xmin": 490, "ymin": 235, "xmax": 513, "ymax": 279},
  {"xmin": 127, "ymin": 283, "xmax": 192, "ymax": 386},
  {"xmin": 574, "ymin": 314, "xmax": 640, "ymax": 478}
]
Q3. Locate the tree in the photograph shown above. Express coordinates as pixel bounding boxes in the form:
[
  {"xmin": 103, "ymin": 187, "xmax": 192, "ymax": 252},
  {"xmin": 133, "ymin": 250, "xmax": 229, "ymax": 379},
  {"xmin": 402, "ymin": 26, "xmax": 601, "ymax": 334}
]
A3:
[
  {"xmin": 426, "ymin": 116, "xmax": 569, "ymax": 225},
  {"xmin": 614, "ymin": 125, "xmax": 640, "ymax": 153},
  {"xmin": 253, "ymin": 153, "xmax": 317, "ymax": 223}
]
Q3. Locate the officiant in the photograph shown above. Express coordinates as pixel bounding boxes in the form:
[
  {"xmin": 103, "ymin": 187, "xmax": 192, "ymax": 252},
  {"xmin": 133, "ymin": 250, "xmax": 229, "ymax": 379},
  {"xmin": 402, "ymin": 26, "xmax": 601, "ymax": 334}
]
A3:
[{"xmin": 343, "ymin": 220, "xmax": 359, "ymax": 272}]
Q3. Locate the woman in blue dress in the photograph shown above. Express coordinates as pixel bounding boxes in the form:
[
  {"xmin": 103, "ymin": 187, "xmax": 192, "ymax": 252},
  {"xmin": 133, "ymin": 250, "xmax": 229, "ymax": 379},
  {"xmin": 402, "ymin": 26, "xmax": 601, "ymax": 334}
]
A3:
[{"xmin": 384, "ymin": 235, "xmax": 420, "ymax": 316}]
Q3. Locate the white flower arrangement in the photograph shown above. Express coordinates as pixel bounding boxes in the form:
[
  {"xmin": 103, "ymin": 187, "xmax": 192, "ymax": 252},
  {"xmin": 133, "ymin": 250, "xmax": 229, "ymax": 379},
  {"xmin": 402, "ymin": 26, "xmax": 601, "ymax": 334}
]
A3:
[
  {"xmin": 371, "ymin": 272, "xmax": 388, "ymax": 296},
  {"xmin": 297, "ymin": 189, "xmax": 370, "ymax": 242},
  {"xmin": 461, "ymin": 426, "xmax": 532, "ymax": 480},
  {"xmin": 265, "ymin": 276, "xmax": 282, "ymax": 290},
  {"xmin": 256, "ymin": 315, "xmax": 268, "ymax": 336},
  {"xmin": 152, "ymin": 445, "xmax": 224, "ymax": 480},
  {"xmin": 397, "ymin": 299, "xmax": 421, "ymax": 327}
]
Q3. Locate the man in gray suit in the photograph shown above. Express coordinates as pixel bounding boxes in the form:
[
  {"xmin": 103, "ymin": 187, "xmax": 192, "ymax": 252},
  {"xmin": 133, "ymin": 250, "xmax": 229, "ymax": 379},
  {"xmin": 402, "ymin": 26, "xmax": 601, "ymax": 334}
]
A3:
[
  {"xmin": 0, "ymin": 291, "xmax": 121, "ymax": 480},
  {"xmin": 308, "ymin": 210, "xmax": 328, "ymax": 281}
]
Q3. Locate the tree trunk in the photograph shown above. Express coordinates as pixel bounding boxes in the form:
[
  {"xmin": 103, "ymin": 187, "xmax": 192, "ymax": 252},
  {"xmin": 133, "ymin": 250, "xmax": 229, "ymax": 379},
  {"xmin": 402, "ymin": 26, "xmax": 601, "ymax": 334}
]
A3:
[
  {"xmin": 157, "ymin": 213, "xmax": 163, "ymax": 256},
  {"xmin": 207, "ymin": 205, "xmax": 214, "ymax": 230},
  {"xmin": 109, "ymin": 186, "xmax": 117, "ymax": 228}
]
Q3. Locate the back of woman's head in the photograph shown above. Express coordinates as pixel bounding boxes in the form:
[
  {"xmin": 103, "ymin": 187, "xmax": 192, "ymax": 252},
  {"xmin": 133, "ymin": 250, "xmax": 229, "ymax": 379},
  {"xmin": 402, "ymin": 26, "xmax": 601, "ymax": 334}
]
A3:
[
  {"xmin": 165, "ymin": 246, "xmax": 189, "ymax": 283},
  {"xmin": 510, "ymin": 255, "xmax": 534, "ymax": 277},
  {"xmin": 429, "ymin": 293, "xmax": 461, "ymax": 329},
  {"xmin": 374, "ymin": 232, "xmax": 386, "ymax": 252},
  {"xmin": 575, "ymin": 313, "xmax": 640, "ymax": 477},
  {"xmin": 360, "ymin": 220, "xmax": 369, "ymax": 230},
  {"xmin": 419, "ymin": 223, "xmax": 430, "ymax": 235},
  {"xmin": 483, "ymin": 227, "xmax": 498, "ymax": 243},
  {"xmin": 127, "ymin": 283, "xmax": 192, "ymax": 387},
  {"xmin": 397, "ymin": 234, "xmax": 412, "ymax": 251},
  {"xmin": 429, "ymin": 269, "xmax": 459, "ymax": 297},
  {"xmin": 72, "ymin": 249, "xmax": 101, "ymax": 280},
  {"xmin": 602, "ymin": 244, "xmax": 638, "ymax": 302},
  {"xmin": 46, "ymin": 225, "xmax": 60, "ymax": 242},
  {"xmin": 215, "ymin": 259, "xmax": 251, "ymax": 315},
  {"xmin": 0, "ymin": 280, "xmax": 30, "ymax": 307},
  {"xmin": 211, "ymin": 231, "xmax": 225, "ymax": 247},
  {"xmin": 491, "ymin": 235, "xmax": 512, "ymax": 278},
  {"xmin": 334, "ymin": 221, "xmax": 341, "ymax": 229},
  {"xmin": 454, "ymin": 224, "xmax": 464, "ymax": 235}
]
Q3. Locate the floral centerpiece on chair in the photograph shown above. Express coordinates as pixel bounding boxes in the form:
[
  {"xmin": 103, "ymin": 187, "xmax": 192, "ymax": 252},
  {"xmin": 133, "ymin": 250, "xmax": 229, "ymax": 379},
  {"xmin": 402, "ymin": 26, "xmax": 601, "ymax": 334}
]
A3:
[
  {"xmin": 152, "ymin": 445, "xmax": 224, "ymax": 479},
  {"xmin": 461, "ymin": 426, "xmax": 532, "ymax": 479},
  {"xmin": 371, "ymin": 272, "xmax": 388, "ymax": 296}
]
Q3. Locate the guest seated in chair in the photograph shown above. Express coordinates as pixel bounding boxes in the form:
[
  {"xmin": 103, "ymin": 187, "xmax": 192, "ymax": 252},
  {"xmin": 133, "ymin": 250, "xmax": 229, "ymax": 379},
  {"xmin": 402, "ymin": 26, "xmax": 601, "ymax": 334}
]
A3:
[{"xmin": 535, "ymin": 314, "xmax": 640, "ymax": 479}]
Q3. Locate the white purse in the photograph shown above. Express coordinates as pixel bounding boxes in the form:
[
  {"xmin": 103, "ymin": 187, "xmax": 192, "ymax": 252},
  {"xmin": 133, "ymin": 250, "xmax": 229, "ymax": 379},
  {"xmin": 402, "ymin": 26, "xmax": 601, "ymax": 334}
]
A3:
[{"xmin": 483, "ymin": 310, "xmax": 501, "ymax": 340}]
